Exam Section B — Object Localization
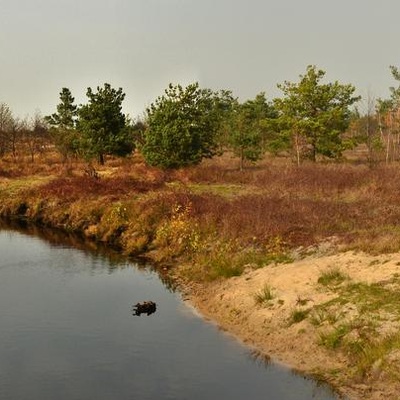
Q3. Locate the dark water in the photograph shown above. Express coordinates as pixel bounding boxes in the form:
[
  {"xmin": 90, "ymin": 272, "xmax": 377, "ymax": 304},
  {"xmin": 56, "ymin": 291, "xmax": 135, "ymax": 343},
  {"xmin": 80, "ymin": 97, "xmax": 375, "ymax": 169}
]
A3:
[{"xmin": 0, "ymin": 225, "xmax": 339, "ymax": 400}]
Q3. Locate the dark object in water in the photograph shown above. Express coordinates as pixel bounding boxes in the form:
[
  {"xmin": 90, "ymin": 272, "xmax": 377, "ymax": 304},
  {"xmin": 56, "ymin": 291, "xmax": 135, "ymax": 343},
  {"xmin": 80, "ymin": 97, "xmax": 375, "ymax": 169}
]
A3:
[{"xmin": 132, "ymin": 301, "xmax": 157, "ymax": 316}]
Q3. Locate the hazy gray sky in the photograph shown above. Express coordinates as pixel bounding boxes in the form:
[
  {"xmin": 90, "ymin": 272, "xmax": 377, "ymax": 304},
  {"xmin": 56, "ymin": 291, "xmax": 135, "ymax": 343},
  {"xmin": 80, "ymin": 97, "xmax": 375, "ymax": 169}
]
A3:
[{"xmin": 1, "ymin": 0, "xmax": 400, "ymax": 118}]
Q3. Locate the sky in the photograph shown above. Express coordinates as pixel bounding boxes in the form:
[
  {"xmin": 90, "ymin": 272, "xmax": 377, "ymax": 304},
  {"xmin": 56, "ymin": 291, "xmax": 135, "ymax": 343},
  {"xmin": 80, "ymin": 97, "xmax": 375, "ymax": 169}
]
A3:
[{"xmin": 1, "ymin": 0, "xmax": 400, "ymax": 119}]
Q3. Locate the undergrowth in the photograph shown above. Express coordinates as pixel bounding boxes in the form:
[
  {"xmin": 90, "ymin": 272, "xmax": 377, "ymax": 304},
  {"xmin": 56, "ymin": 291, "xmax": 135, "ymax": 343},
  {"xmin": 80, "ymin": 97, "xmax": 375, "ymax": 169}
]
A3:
[{"xmin": 5, "ymin": 155, "xmax": 400, "ymax": 281}]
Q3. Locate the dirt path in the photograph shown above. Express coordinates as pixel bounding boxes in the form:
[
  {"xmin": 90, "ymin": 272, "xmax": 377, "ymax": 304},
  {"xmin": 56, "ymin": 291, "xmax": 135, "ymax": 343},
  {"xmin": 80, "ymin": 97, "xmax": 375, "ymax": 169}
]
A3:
[{"xmin": 182, "ymin": 250, "xmax": 400, "ymax": 399}]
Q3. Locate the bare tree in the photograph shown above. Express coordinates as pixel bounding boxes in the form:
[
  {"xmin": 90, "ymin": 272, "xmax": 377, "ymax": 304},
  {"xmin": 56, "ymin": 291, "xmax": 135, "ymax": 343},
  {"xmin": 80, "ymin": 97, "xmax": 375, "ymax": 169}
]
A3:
[
  {"xmin": 25, "ymin": 112, "xmax": 49, "ymax": 163},
  {"xmin": 376, "ymin": 66, "xmax": 400, "ymax": 164},
  {"xmin": 0, "ymin": 103, "xmax": 14, "ymax": 157},
  {"xmin": 360, "ymin": 92, "xmax": 380, "ymax": 166},
  {"xmin": 8, "ymin": 117, "xmax": 26, "ymax": 160}
]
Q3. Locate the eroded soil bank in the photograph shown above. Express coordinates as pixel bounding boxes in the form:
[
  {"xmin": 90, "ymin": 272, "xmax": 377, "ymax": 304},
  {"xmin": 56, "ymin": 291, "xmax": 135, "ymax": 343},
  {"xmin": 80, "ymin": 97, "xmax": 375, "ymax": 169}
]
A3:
[{"xmin": 181, "ymin": 250, "xmax": 400, "ymax": 400}]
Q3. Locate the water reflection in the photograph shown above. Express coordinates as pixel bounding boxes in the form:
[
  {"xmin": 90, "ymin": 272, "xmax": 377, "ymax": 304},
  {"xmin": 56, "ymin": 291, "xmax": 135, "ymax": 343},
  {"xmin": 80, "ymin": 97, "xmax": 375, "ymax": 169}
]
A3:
[
  {"xmin": 0, "ymin": 217, "xmax": 136, "ymax": 266},
  {"xmin": 249, "ymin": 349, "xmax": 272, "ymax": 369},
  {"xmin": 0, "ymin": 218, "xmax": 178, "ymax": 290}
]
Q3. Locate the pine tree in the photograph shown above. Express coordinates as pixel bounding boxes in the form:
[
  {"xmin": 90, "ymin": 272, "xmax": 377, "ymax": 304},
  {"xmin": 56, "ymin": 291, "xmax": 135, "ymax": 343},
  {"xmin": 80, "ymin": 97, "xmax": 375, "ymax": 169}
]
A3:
[
  {"xmin": 275, "ymin": 66, "xmax": 360, "ymax": 164},
  {"xmin": 45, "ymin": 88, "xmax": 77, "ymax": 129},
  {"xmin": 45, "ymin": 88, "xmax": 79, "ymax": 160},
  {"xmin": 77, "ymin": 83, "xmax": 133, "ymax": 164},
  {"xmin": 142, "ymin": 83, "xmax": 221, "ymax": 169}
]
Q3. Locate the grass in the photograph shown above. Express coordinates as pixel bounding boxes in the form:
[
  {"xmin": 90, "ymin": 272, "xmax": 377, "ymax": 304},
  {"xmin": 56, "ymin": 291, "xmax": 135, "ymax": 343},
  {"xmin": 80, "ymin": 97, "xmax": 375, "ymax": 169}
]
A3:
[
  {"xmin": 6, "ymin": 152, "xmax": 400, "ymax": 256},
  {"xmin": 304, "ymin": 273, "xmax": 400, "ymax": 381},
  {"xmin": 317, "ymin": 267, "xmax": 348, "ymax": 287},
  {"xmin": 309, "ymin": 308, "xmax": 342, "ymax": 326},
  {"xmin": 184, "ymin": 182, "xmax": 250, "ymax": 198},
  {"xmin": 343, "ymin": 281, "xmax": 400, "ymax": 314},
  {"xmin": 354, "ymin": 332, "xmax": 400, "ymax": 378},
  {"xmin": 5, "ymin": 153, "xmax": 400, "ymax": 285},
  {"xmin": 289, "ymin": 308, "xmax": 311, "ymax": 324},
  {"xmin": 253, "ymin": 283, "xmax": 275, "ymax": 305},
  {"xmin": 5, "ymin": 152, "xmax": 400, "ymax": 277},
  {"xmin": 318, "ymin": 325, "xmax": 351, "ymax": 350}
]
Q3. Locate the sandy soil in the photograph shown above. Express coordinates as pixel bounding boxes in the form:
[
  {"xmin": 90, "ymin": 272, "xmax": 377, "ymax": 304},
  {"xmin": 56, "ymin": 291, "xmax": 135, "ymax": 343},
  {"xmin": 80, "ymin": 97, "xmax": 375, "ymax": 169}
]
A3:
[{"xmin": 181, "ymin": 249, "xmax": 400, "ymax": 400}]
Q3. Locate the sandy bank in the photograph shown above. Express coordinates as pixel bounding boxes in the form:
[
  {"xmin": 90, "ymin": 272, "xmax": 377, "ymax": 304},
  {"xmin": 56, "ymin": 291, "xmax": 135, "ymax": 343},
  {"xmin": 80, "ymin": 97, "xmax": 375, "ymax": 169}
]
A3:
[{"xmin": 181, "ymin": 251, "xmax": 400, "ymax": 400}]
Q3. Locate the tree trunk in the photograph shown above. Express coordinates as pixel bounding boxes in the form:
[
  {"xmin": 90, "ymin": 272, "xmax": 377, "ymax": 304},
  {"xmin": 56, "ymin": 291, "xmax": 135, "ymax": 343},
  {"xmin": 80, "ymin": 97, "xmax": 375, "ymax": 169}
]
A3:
[
  {"xmin": 295, "ymin": 131, "xmax": 301, "ymax": 167},
  {"xmin": 310, "ymin": 135, "xmax": 317, "ymax": 162}
]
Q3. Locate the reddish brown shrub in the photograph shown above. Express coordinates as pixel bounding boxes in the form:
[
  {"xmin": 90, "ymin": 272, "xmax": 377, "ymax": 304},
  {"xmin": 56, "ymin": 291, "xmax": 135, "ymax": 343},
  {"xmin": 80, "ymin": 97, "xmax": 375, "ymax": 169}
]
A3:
[{"xmin": 34, "ymin": 175, "xmax": 165, "ymax": 200}]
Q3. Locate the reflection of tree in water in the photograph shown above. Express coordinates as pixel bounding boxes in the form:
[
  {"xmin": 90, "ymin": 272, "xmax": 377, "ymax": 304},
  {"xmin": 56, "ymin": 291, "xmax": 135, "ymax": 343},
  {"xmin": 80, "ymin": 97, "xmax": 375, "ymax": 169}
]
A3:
[
  {"xmin": 135, "ymin": 262, "xmax": 178, "ymax": 293},
  {"xmin": 0, "ymin": 217, "xmax": 177, "ymax": 291},
  {"xmin": 1, "ymin": 218, "xmax": 127, "ymax": 267}
]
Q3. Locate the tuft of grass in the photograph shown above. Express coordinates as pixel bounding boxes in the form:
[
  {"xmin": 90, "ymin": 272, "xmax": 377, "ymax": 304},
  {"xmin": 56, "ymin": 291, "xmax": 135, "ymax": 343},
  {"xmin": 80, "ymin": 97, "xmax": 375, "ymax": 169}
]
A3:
[
  {"xmin": 318, "ymin": 324, "xmax": 351, "ymax": 350},
  {"xmin": 317, "ymin": 267, "xmax": 348, "ymax": 287},
  {"xmin": 353, "ymin": 332, "xmax": 400, "ymax": 378},
  {"xmin": 309, "ymin": 309, "xmax": 328, "ymax": 326},
  {"xmin": 253, "ymin": 283, "xmax": 275, "ymax": 305},
  {"xmin": 310, "ymin": 307, "xmax": 343, "ymax": 326},
  {"xmin": 289, "ymin": 308, "xmax": 311, "ymax": 325}
]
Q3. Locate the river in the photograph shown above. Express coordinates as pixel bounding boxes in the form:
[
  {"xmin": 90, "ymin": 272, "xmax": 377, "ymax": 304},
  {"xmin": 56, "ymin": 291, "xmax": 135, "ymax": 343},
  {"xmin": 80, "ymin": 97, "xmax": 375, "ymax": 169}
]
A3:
[{"xmin": 0, "ymin": 223, "xmax": 339, "ymax": 400}]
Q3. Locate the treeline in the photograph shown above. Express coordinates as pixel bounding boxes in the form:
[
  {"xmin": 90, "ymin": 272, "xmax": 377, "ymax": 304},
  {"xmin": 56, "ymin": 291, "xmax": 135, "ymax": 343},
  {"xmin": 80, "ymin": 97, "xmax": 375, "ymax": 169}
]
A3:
[{"xmin": 1, "ymin": 65, "xmax": 400, "ymax": 169}]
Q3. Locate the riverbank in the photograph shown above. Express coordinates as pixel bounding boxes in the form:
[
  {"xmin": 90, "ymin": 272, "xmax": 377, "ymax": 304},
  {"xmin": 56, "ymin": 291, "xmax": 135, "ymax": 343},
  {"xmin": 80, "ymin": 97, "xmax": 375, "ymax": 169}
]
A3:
[
  {"xmin": 3, "ymin": 155, "xmax": 400, "ymax": 399},
  {"xmin": 183, "ymin": 250, "xmax": 400, "ymax": 400}
]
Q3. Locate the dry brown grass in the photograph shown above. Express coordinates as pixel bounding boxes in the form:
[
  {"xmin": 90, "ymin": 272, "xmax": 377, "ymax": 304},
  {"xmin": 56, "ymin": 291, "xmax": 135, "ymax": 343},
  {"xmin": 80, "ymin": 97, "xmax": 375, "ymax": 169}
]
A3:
[
  {"xmin": 34, "ymin": 175, "xmax": 165, "ymax": 200},
  {"xmin": 3, "ymin": 152, "xmax": 400, "ymax": 264},
  {"xmin": 170, "ymin": 158, "xmax": 400, "ymax": 254}
]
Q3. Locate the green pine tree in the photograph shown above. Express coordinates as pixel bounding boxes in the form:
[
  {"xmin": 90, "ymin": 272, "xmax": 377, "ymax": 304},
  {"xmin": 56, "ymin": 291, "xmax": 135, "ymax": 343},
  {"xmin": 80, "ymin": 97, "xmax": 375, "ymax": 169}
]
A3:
[
  {"xmin": 275, "ymin": 66, "xmax": 360, "ymax": 164},
  {"xmin": 77, "ymin": 83, "xmax": 134, "ymax": 164},
  {"xmin": 142, "ymin": 83, "xmax": 221, "ymax": 169}
]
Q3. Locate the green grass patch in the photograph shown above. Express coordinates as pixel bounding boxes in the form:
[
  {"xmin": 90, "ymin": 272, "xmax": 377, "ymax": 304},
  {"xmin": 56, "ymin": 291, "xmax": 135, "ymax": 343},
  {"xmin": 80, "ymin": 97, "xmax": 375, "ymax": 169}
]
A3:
[
  {"xmin": 353, "ymin": 332, "xmax": 400, "ymax": 378},
  {"xmin": 317, "ymin": 267, "xmax": 348, "ymax": 287},
  {"xmin": 343, "ymin": 281, "xmax": 400, "ymax": 314},
  {"xmin": 289, "ymin": 308, "xmax": 311, "ymax": 325},
  {"xmin": 310, "ymin": 307, "xmax": 343, "ymax": 326},
  {"xmin": 253, "ymin": 283, "xmax": 275, "ymax": 305},
  {"xmin": 0, "ymin": 176, "xmax": 51, "ymax": 196},
  {"xmin": 319, "ymin": 324, "xmax": 351, "ymax": 349}
]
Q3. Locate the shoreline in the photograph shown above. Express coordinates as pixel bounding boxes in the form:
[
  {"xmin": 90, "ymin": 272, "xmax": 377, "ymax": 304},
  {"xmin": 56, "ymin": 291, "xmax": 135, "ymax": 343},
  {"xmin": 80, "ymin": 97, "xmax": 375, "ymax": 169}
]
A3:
[{"xmin": 176, "ymin": 251, "xmax": 400, "ymax": 400}]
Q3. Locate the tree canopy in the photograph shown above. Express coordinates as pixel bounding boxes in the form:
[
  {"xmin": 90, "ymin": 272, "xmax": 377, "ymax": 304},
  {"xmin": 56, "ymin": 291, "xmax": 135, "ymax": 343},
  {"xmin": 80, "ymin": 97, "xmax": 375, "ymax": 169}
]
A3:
[
  {"xmin": 45, "ymin": 88, "xmax": 79, "ymax": 160},
  {"xmin": 12, "ymin": 66, "xmax": 379, "ymax": 167},
  {"xmin": 275, "ymin": 65, "xmax": 360, "ymax": 163},
  {"xmin": 45, "ymin": 88, "xmax": 77, "ymax": 129},
  {"xmin": 228, "ymin": 93, "xmax": 277, "ymax": 170},
  {"xmin": 77, "ymin": 83, "xmax": 134, "ymax": 164},
  {"xmin": 142, "ymin": 82, "xmax": 222, "ymax": 169}
]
